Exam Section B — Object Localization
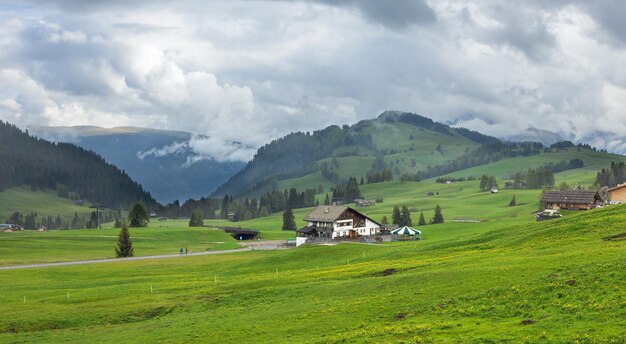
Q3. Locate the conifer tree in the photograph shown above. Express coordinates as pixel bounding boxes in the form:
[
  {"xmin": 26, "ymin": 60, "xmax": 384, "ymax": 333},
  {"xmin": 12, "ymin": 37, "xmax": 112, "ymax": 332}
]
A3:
[
  {"xmin": 418, "ymin": 211, "xmax": 426, "ymax": 226},
  {"xmin": 392, "ymin": 206, "xmax": 401, "ymax": 226},
  {"xmin": 128, "ymin": 203, "xmax": 149, "ymax": 227},
  {"xmin": 400, "ymin": 205, "xmax": 412, "ymax": 226},
  {"xmin": 324, "ymin": 193, "xmax": 331, "ymax": 205},
  {"xmin": 282, "ymin": 208, "xmax": 296, "ymax": 231},
  {"xmin": 189, "ymin": 210, "xmax": 204, "ymax": 227},
  {"xmin": 432, "ymin": 204, "xmax": 444, "ymax": 224},
  {"xmin": 115, "ymin": 226, "xmax": 134, "ymax": 258},
  {"xmin": 381, "ymin": 215, "xmax": 388, "ymax": 225},
  {"xmin": 509, "ymin": 195, "xmax": 517, "ymax": 207}
]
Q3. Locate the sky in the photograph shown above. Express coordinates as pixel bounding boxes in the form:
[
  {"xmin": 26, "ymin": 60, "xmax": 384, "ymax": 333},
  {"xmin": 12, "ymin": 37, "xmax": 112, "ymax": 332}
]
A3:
[{"xmin": 1, "ymin": 0, "xmax": 626, "ymax": 161}]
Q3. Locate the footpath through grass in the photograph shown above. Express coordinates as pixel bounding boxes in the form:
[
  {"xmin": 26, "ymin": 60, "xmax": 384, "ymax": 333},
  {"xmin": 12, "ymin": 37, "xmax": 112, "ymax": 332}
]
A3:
[
  {"xmin": 0, "ymin": 222, "xmax": 241, "ymax": 266},
  {"xmin": 0, "ymin": 205, "xmax": 624, "ymax": 343}
]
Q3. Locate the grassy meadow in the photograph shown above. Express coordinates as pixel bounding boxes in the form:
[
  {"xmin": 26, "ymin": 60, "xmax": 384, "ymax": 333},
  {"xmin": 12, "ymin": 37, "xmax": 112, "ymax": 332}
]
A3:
[
  {"xmin": 0, "ymin": 204, "xmax": 624, "ymax": 343},
  {"xmin": 0, "ymin": 187, "xmax": 97, "ymax": 223},
  {"xmin": 0, "ymin": 223, "xmax": 241, "ymax": 266}
]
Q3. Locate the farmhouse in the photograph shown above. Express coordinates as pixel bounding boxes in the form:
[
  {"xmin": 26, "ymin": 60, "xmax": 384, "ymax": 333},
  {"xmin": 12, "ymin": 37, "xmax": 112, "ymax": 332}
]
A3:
[
  {"xmin": 540, "ymin": 190, "xmax": 602, "ymax": 210},
  {"xmin": 607, "ymin": 184, "xmax": 626, "ymax": 203},
  {"xmin": 297, "ymin": 205, "xmax": 381, "ymax": 240}
]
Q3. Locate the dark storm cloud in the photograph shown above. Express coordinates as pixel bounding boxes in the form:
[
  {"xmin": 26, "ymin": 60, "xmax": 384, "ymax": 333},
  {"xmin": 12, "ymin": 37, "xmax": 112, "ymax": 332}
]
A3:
[
  {"xmin": 484, "ymin": 5, "xmax": 556, "ymax": 61},
  {"xmin": 310, "ymin": 0, "xmax": 436, "ymax": 28},
  {"xmin": 580, "ymin": 0, "xmax": 626, "ymax": 44}
]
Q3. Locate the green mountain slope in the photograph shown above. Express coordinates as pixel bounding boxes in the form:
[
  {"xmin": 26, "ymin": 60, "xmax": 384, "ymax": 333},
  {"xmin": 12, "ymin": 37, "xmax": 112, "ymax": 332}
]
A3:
[
  {"xmin": 0, "ymin": 121, "xmax": 157, "ymax": 210},
  {"xmin": 442, "ymin": 146, "xmax": 626, "ymax": 186},
  {"xmin": 213, "ymin": 111, "xmax": 496, "ymax": 197}
]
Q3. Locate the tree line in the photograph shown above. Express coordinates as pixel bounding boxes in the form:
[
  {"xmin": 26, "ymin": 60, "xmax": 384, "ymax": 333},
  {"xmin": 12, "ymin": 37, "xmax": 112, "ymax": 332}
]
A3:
[
  {"xmin": 0, "ymin": 121, "xmax": 157, "ymax": 209},
  {"xmin": 595, "ymin": 161, "xmax": 626, "ymax": 187}
]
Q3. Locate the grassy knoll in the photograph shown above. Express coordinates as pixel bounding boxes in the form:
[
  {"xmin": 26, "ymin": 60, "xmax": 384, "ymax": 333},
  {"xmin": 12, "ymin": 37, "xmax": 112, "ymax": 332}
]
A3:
[
  {"xmin": 0, "ymin": 187, "xmax": 96, "ymax": 222},
  {"xmin": 0, "ymin": 222, "xmax": 240, "ymax": 266},
  {"xmin": 0, "ymin": 204, "xmax": 624, "ymax": 343}
]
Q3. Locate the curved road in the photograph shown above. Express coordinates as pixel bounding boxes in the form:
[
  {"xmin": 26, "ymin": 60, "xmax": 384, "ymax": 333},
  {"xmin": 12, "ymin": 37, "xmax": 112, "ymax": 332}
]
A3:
[{"xmin": 1, "ymin": 247, "xmax": 252, "ymax": 271}]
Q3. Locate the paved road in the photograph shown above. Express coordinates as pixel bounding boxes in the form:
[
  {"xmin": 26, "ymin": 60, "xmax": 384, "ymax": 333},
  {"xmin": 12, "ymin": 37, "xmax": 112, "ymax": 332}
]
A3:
[{"xmin": 1, "ymin": 247, "xmax": 252, "ymax": 271}]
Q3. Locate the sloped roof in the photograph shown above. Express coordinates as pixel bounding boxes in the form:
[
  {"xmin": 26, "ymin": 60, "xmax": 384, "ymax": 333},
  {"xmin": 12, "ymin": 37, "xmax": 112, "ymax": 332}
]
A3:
[
  {"xmin": 540, "ymin": 190, "xmax": 600, "ymax": 204},
  {"xmin": 296, "ymin": 225, "xmax": 317, "ymax": 234},
  {"xmin": 607, "ymin": 184, "xmax": 626, "ymax": 192},
  {"xmin": 304, "ymin": 205, "xmax": 382, "ymax": 226},
  {"xmin": 304, "ymin": 205, "xmax": 349, "ymax": 222}
]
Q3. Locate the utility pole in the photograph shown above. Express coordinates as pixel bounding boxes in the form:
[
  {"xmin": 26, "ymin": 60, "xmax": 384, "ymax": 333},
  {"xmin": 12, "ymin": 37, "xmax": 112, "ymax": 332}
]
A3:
[{"xmin": 89, "ymin": 203, "xmax": 108, "ymax": 229}]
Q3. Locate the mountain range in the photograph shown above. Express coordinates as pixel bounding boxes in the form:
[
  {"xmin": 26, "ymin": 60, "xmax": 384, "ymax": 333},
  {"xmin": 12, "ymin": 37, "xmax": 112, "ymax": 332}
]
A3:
[{"xmin": 29, "ymin": 126, "xmax": 247, "ymax": 203}]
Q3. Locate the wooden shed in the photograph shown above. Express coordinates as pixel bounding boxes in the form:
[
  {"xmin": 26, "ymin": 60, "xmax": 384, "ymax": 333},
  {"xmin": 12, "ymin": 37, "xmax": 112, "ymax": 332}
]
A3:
[
  {"xmin": 607, "ymin": 184, "xmax": 626, "ymax": 203},
  {"xmin": 540, "ymin": 190, "xmax": 602, "ymax": 210}
]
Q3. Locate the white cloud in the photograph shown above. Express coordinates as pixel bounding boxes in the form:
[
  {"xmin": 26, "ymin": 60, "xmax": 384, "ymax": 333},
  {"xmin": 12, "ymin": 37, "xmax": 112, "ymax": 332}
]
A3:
[{"xmin": 1, "ymin": 0, "xmax": 626, "ymax": 158}]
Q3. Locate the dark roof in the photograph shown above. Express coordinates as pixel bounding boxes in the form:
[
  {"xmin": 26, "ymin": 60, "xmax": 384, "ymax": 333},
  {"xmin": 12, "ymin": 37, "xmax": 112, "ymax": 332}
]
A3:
[
  {"xmin": 221, "ymin": 227, "xmax": 259, "ymax": 235},
  {"xmin": 540, "ymin": 190, "xmax": 600, "ymax": 204},
  {"xmin": 296, "ymin": 225, "xmax": 317, "ymax": 234},
  {"xmin": 304, "ymin": 205, "xmax": 382, "ymax": 226},
  {"xmin": 304, "ymin": 205, "xmax": 349, "ymax": 222}
]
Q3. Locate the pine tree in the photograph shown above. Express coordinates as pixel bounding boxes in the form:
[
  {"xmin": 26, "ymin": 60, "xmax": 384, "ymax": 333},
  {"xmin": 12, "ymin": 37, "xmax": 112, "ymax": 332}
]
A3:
[
  {"xmin": 282, "ymin": 208, "xmax": 296, "ymax": 231},
  {"xmin": 128, "ymin": 203, "xmax": 149, "ymax": 227},
  {"xmin": 400, "ymin": 205, "xmax": 412, "ymax": 226},
  {"xmin": 509, "ymin": 195, "xmax": 517, "ymax": 207},
  {"xmin": 324, "ymin": 193, "xmax": 330, "ymax": 205},
  {"xmin": 189, "ymin": 210, "xmax": 204, "ymax": 227},
  {"xmin": 115, "ymin": 226, "xmax": 134, "ymax": 258},
  {"xmin": 418, "ymin": 211, "xmax": 426, "ymax": 226},
  {"xmin": 392, "ymin": 206, "xmax": 401, "ymax": 226},
  {"xmin": 432, "ymin": 204, "xmax": 444, "ymax": 224},
  {"xmin": 381, "ymin": 215, "xmax": 388, "ymax": 225}
]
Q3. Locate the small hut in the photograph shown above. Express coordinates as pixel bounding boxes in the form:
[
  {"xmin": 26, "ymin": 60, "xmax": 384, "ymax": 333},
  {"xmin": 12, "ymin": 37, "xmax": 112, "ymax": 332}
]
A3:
[{"xmin": 390, "ymin": 226, "xmax": 422, "ymax": 241}]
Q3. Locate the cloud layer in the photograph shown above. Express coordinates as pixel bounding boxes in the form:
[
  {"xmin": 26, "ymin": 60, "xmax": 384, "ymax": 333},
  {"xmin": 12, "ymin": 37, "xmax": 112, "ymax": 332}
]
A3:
[{"xmin": 1, "ymin": 0, "xmax": 626, "ymax": 159}]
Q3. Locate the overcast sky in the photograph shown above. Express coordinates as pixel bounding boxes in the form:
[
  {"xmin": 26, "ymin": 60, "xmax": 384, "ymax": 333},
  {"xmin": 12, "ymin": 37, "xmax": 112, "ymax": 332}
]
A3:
[{"xmin": 1, "ymin": 0, "xmax": 626, "ymax": 160}]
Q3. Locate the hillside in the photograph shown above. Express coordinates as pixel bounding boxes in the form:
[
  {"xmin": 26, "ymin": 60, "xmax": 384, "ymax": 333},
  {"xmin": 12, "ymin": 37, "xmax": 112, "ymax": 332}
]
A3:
[
  {"xmin": 0, "ymin": 199, "xmax": 623, "ymax": 342},
  {"xmin": 29, "ymin": 125, "xmax": 247, "ymax": 203},
  {"xmin": 213, "ymin": 111, "xmax": 497, "ymax": 197},
  {"xmin": 0, "ymin": 121, "xmax": 157, "ymax": 210}
]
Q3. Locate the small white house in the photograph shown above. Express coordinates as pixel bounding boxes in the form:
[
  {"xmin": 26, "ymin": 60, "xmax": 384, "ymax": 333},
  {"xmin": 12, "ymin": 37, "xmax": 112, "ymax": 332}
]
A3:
[{"xmin": 297, "ymin": 205, "xmax": 382, "ymax": 240}]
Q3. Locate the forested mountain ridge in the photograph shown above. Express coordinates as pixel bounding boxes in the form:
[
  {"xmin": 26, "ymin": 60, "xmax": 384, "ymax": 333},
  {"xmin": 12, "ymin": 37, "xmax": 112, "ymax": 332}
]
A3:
[
  {"xmin": 29, "ymin": 125, "xmax": 247, "ymax": 203},
  {"xmin": 212, "ymin": 111, "xmax": 499, "ymax": 197},
  {"xmin": 0, "ymin": 121, "xmax": 157, "ymax": 209}
]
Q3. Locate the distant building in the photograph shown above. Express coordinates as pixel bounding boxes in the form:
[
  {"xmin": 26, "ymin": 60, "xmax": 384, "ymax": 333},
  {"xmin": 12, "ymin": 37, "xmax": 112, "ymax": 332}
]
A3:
[
  {"xmin": 490, "ymin": 187, "xmax": 499, "ymax": 193},
  {"xmin": 354, "ymin": 199, "xmax": 375, "ymax": 207},
  {"xmin": 0, "ymin": 224, "xmax": 23, "ymax": 232},
  {"xmin": 607, "ymin": 184, "xmax": 626, "ymax": 203},
  {"xmin": 540, "ymin": 190, "xmax": 602, "ymax": 210},
  {"xmin": 297, "ymin": 205, "xmax": 382, "ymax": 240}
]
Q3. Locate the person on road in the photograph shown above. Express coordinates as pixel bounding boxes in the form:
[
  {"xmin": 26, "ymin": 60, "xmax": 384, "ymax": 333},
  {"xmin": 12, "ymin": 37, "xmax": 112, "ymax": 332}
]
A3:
[{"xmin": 179, "ymin": 247, "xmax": 183, "ymax": 255}]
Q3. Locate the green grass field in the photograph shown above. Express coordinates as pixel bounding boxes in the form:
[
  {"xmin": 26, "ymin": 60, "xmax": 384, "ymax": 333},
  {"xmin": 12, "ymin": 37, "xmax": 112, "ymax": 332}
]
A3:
[
  {"xmin": 1, "ymin": 147, "xmax": 625, "ymax": 342},
  {"xmin": 0, "ymin": 223, "xmax": 241, "ymax": 266},
  {"xmin": 0, "ymin": 203, "xmax": 623, "ymax": 342},
  {"xmin": 0, "ymin": 188, "xmax": 97, "ymax": 223}
]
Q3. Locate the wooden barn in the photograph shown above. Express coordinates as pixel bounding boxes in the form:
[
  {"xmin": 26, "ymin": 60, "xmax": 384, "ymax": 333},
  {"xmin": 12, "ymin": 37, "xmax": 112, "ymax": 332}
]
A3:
[
  {"xmin": 540, "ymin": 190, "xmax": 602, "ymax": 210},
  {"xmin": 607, "ymin": 184, "xmax": 626, "ymax": 203}
]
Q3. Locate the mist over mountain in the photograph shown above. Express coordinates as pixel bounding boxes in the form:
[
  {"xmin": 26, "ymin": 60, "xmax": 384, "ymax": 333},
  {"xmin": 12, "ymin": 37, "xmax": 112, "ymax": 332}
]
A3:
[
  {"xmin": 29, "ymin": 126, "xmax": 248, "ymax": 203},
  {"xmin": 504, "ymin": 128, "xmax": 564, "ymax": 147}
]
